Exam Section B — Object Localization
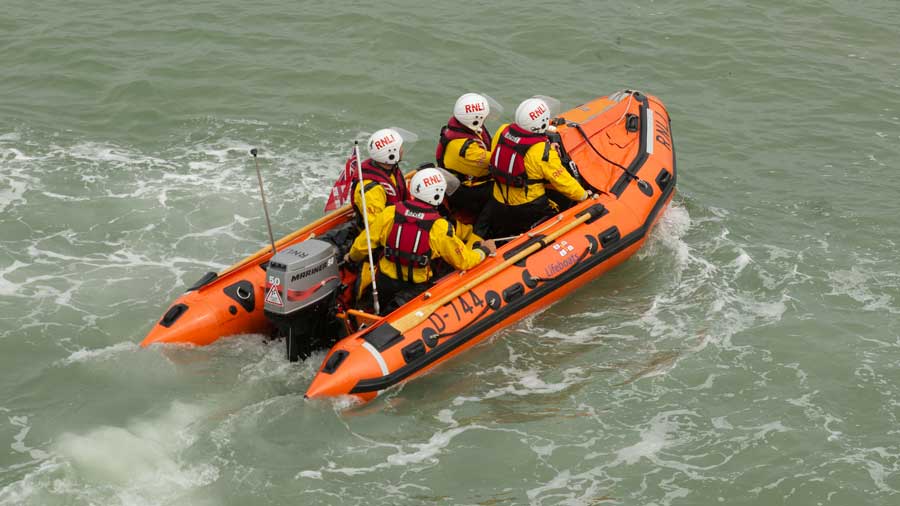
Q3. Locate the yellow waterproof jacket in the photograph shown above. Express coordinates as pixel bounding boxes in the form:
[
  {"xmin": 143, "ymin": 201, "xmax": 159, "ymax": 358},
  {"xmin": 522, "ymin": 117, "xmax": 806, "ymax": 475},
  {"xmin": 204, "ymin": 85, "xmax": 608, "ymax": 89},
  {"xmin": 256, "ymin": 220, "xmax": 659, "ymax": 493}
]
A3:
[
  {"xmin": 348, "ymin": 205, "xmax": 487, "ymax": 283},
  {"xmin": 453, "ymin": 219, "xmax": 481, "ymax": 249},
  {"xmin": 489, "ymin": 123, "xmax": 587, "ymax": 206},
  {"xmin": 351, "ymin": 161, "xmax": 407, "ymax": 232},
  {"xmin": 442, "ymin": 137, "xmax": 491, "ymax": 187}
]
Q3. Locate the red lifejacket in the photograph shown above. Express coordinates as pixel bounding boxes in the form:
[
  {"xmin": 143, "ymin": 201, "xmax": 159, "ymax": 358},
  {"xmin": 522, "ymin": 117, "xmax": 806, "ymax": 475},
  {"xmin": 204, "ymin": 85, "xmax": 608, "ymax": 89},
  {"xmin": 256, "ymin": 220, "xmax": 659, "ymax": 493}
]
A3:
[
  {"xmin": 383, "ymin": 200, "xmax": 442, "ymax": 282},
  {"xmin": 350, "ymin": 159, "xmax": 409, "ymax": 214},
  {"xmin": 489, "ymin": 123, "xmax": 549, "ymax": 191},
  {"xmin": 435, "ymin": 117, "xmax": 492, "ymax": 184}
]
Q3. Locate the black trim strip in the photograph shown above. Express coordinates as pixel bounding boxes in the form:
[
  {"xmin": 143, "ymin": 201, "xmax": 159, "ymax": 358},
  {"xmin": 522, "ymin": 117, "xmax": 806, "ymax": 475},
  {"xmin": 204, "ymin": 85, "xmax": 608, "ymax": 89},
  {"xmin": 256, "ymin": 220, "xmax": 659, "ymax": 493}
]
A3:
[
  {"xmin": 187, "ymin": 271, "xmax": 217, "ymax": 292},
  {"xmin": 350, "ymin": 155, "xmax": 677, "ymax": 394},
  {"xmin": 610, "ymin": 93, "xmax": 650, "ymax": 196},
  {"xmin": 502, "ymin": 235, "xmax": 546, "ymax": 260}
]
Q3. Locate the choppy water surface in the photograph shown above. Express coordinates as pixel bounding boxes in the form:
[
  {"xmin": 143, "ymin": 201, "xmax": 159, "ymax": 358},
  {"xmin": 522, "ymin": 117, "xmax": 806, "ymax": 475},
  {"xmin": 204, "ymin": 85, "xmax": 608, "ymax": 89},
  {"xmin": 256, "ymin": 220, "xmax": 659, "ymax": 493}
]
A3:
[{"xmin": 2, "ymin": 1, "xmax": 899, "ymax": 505}]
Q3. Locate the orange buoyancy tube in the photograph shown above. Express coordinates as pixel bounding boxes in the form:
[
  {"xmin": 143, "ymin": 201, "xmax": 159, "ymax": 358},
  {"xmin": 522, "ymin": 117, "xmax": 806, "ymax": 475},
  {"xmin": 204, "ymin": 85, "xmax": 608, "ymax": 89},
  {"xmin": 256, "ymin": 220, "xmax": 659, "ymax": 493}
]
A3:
[
  {"xmin": 141, "ymin": 208, "xmax": 354, "ymax": 347},
  {"xmin": 305, "ymin": 91, "xmax": 678, "ymax": 404}
]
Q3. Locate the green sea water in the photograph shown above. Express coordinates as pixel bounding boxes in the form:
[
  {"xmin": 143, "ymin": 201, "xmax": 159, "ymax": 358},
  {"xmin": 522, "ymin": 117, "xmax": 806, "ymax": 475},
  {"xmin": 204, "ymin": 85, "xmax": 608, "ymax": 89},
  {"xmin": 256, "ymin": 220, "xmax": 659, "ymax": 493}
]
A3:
[{"xmin": 2, "ymin": 1, "xmax": 899, "ymax": 505}]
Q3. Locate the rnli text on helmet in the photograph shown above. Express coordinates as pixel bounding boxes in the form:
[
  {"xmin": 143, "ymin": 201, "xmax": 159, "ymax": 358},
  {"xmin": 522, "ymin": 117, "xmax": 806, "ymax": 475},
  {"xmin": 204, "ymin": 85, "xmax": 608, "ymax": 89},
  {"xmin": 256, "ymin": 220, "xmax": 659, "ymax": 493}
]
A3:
[
  {"xmin": 529, "ymin": 104, "xmax": 547, "ymax": 120},
  {"xmin": 465, "ymin": 102, "xmax": 485, "ymax": 113},
  {"xmin": 422, "ymin": 174, "xmax": 443, "ymax": 186},
  {"xmin": 373, "ymin": 134, "xmax": 397, "ymax": 150}
]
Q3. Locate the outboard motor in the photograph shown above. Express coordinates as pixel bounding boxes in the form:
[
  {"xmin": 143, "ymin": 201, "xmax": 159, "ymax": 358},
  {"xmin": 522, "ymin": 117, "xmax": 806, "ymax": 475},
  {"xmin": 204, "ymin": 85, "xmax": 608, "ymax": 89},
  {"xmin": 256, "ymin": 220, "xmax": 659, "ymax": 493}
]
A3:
[{"xmin": 264, "ymin": 239, "xmax": 343, "ymax": 361}]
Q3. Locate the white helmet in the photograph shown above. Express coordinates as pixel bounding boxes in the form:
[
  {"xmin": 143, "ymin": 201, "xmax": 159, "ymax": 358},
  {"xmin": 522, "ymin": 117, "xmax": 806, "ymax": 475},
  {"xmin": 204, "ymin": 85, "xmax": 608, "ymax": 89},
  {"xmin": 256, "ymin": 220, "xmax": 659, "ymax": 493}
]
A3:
[
  {"xmin": 367, "ymin": 128, "xmax": 403, "ymax": 164},
  {"xmin": 453, "ymin": 93, "xmax": 490, "ymax": 133},
  {"xmin": 410, "ymin": 168, "xmax": 447, "ymax": 205},
  {"xmin": 515, "ymin": 97, "xmax": 551, "ymax": 134}
]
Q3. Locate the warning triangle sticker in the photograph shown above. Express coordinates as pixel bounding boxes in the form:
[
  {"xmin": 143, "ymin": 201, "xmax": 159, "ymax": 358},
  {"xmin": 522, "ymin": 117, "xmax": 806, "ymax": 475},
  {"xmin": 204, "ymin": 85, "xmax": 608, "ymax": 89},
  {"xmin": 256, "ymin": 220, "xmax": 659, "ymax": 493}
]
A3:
[{"xmin": 265, "ymin": 285, "xmax": 283, "ymax": 306}]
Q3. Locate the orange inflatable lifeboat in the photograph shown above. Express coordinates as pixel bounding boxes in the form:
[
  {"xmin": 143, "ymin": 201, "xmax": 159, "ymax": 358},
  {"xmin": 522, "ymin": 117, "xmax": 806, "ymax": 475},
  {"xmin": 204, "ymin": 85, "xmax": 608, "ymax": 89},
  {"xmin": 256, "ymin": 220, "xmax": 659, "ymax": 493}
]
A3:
[{"xmin": 141, "ymin": 90, "xmax": 677, "ymax": 405}]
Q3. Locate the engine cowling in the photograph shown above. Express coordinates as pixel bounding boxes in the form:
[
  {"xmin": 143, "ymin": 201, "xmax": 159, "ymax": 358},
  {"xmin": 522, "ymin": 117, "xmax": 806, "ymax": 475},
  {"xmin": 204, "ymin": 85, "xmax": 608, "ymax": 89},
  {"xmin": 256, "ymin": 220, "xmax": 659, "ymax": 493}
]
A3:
[{"xmin": 264, "ymin": 239, "xmax": 343, "ymax": 361}]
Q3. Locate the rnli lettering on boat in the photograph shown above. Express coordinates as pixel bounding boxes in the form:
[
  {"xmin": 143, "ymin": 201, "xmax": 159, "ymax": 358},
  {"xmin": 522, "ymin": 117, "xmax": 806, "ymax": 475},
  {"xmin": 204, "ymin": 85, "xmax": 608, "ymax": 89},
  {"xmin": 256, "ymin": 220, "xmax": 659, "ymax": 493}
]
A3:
[
  {"xmin": 464, "ymin": 102, "xmax": 485, "ymax": 113},
  {"xmin": 291, "ymin": 263, "xmax": 329, "ymax": 282},
  {"xmin": 655, "ymin": 121, "xmax": 672, "ymax": 151},
  {"xmin": 373, "ymin": 134, "xmax": 396, "ymax": 150}
]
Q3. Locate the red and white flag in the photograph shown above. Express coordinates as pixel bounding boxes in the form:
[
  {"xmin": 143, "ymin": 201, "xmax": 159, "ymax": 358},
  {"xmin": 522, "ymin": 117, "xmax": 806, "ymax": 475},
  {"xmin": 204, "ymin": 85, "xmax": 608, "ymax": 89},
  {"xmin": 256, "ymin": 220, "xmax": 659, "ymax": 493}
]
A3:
[{"xmin": 324, "ymin": 146, "xmax": 358, "ymax": 212}]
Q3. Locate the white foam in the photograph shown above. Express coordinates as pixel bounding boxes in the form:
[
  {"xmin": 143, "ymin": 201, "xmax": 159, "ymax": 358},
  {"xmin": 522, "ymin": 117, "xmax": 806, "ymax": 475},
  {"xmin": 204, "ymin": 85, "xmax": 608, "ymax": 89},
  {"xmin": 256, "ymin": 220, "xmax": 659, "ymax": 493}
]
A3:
[
  {"xmin": 638, "ymin": 203, "xmax": 692, "ymax": 268},
  {"xmin": 220, "ymin": 117, "xmax": 269, "ymax": 126},
  {"xmin": 385, "ymin": 426, "xmax": 471, "ymax": 466},
  {"xmin": 436, "ymin": 409, "xmax": 457, "ymax": 425},
  {"xmin": 1, "ymin": 401, "xmax": 220, "ymax": 505},
  {"xmin": 0, "ymin": 459, "xmax": 61, "ymax": 505},
  {"xmin": 64, "ymin": 142, "xmax": 175, "ymax": 168},
  {"xmin": 39, "ymin": 191, "xmax": 89, "ymax": 202},
  {"xmin": 730, "ymin": 250, "xmax": 752, "ymax": 275},
  {"xmin": 828, "ymin": 267, "xmax": 898, "ymax": 313},
  {"xmin": 55, "ymin": 401, "xmax": 205, "ymax": 476},
  {"xmin": 539, "ymin": 326, "xmax": 608, "ymax": 345},
  {"xmin": 614, "ymin": 410, "xmax": 681, "ymax": 465},
  {"xmin": 518, "ymin": 368, "xmax": 586, "ymax": 393},
  {"xmin": 9, "ymin": 416, "xmax": 50, "ymax": 460},
  {"xmin": 2, "ymin": 148, "xmax": 33, "ymax": 161},
  {"xmin": 58, "ymin": 401, "xmax": 217, "ymax": 501},
  {"xmin": 237, "ymin": 343, "xmax": 326, "ymax": 385},
  {"xmin": 55, "ymin": 342, "xmax": 138, "ymax": 366},
  {"xmin": 852, "ymin": 448, "xmax": 899, "ymax": 492},
  {"xmin": 525, "ymin": 470, "xmax": 573, "ymax": 501},
  {"xmin": 305, "ymin": 423, "xmax": 514, "ymax": 479},
  {"xmin": 711, "ymin": 416, "xmax": 733, "ymax": 430},
  {"xmin": 456, "ymin": 364, "xmax": 588, "ymax": 403},
  {"xmin": 0, "ymin": 261, "xmax": 28, "ymax": 296},
  {"xmin": 0, "ymin": 176, "xmax": 29, "ymax": 213}
]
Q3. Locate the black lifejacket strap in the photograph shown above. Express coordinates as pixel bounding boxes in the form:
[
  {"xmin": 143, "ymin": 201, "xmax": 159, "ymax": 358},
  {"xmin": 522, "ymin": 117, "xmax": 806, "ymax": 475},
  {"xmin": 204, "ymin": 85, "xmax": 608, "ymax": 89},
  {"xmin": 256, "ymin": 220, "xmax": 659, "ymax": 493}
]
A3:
[
  {"xmin": 459, "ymin": 138, "xmax": 474, "ymax": 157},
  {"xmin": 446, "ymin": 166, "xmax": 492, "ymax": 185},
  {"xmin": 437, "ymin": 125, "xmax": 492, "ymax": 184}
]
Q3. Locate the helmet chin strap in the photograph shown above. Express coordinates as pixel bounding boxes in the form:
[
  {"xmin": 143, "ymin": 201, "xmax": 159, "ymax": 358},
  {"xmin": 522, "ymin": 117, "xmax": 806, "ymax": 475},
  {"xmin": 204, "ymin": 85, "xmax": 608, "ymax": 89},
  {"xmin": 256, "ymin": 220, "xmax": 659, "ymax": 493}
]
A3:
[{"xmin": 372, "ymin": 160, "xmax": 399, "ymax": 170}]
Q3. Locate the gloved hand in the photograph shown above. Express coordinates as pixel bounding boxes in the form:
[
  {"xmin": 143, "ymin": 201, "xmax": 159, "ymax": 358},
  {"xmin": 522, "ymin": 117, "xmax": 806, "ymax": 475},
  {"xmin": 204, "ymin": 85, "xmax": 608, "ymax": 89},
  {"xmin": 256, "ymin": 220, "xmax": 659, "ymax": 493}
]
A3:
[{"xmin": 480, "ymin": 239, "xmax": 497, "ymax": 257}]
